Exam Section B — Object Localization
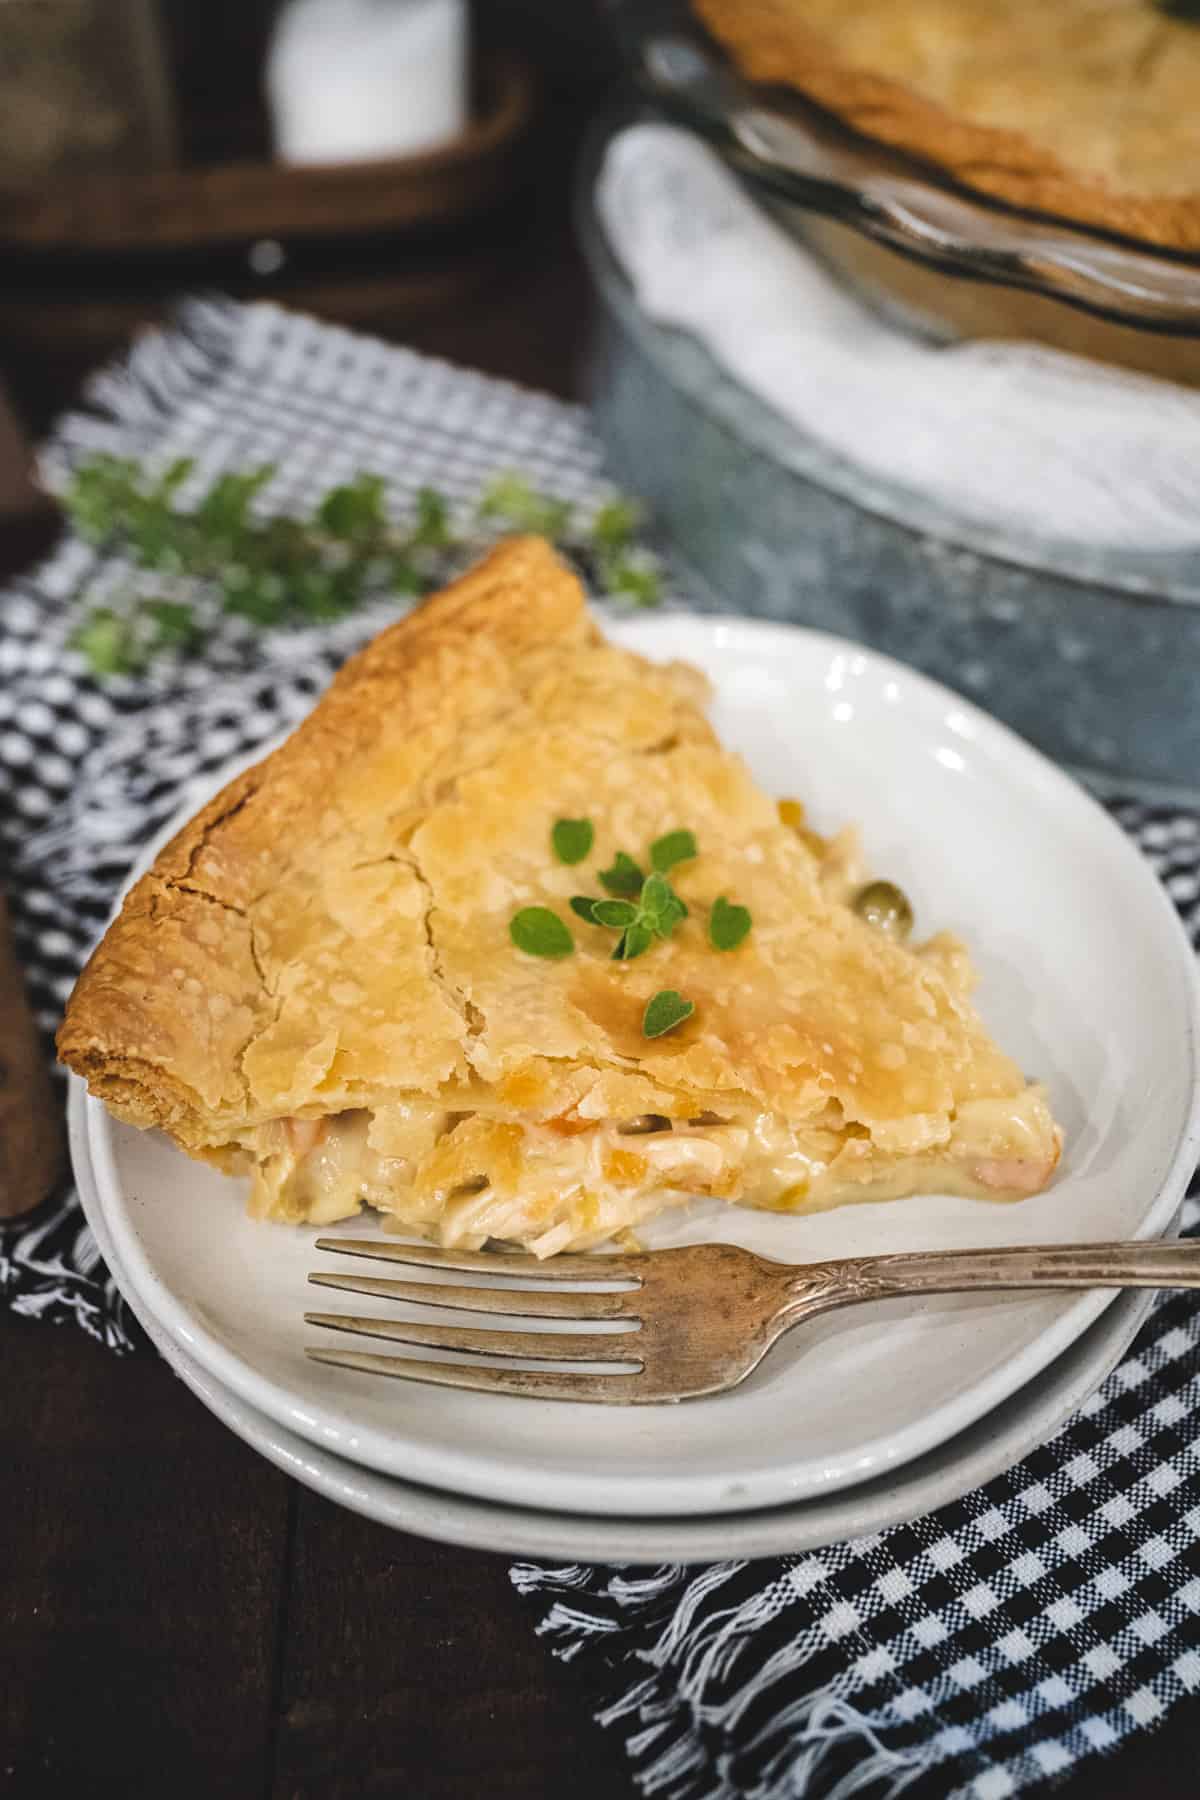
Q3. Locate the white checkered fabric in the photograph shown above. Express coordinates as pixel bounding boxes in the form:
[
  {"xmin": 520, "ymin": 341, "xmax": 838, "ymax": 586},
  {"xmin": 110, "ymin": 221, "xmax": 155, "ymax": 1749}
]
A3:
[{"xmin": 2, "ymin": 300, "xmax": 1197, "ymax": 1799}]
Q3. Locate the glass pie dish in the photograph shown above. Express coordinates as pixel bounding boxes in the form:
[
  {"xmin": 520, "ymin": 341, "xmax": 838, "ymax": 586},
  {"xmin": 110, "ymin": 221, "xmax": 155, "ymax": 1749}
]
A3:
[
  {"xmin": 616, "ymin": 4, "xmax": 1200, "ymax": 384},
  {"xmin": 576, "ymin": 104, "xmax": 1200, "ymax": 795}
]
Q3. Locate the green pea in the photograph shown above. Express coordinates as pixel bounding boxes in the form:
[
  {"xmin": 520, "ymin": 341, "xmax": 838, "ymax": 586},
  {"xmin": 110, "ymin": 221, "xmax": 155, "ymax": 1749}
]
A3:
[{"xmin": 852, "ymin": 880, "xmax": 914, "ymax": 942}]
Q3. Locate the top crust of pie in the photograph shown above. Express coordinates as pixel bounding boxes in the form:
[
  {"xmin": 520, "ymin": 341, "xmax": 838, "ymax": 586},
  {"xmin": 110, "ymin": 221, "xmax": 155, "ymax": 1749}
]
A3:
[
  {"xmin": 59, "ymin": 534, "xmax": 1030, "ymax": 1163},
  {"xmin": 694, "ymin": 0, "xmax": 1200, "ymax": 251}
]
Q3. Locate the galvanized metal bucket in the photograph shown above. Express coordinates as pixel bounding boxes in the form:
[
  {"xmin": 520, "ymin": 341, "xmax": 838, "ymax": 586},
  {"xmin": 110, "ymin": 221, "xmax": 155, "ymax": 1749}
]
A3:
[{"xmin": 578, "ymin": 120, "xmax": 1200, "ymax": 801}]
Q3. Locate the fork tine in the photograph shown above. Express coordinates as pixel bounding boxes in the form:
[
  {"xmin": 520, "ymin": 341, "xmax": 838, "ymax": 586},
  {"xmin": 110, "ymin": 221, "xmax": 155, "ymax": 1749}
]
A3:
[
  {"xmin": 306, "ymin": 1271, "xmax": 637, "ymax": 1319},
  {"xmin": 314, "ymin": 1237, "xmax": 645, "ymax": 1282},
  {"xmin": 304, "ymin": 1311, "xmax": 642, "ymax": 1363},
  {"xmin": 305, "ymin": 1346, "xmax": 638, "ymax": 1401}
]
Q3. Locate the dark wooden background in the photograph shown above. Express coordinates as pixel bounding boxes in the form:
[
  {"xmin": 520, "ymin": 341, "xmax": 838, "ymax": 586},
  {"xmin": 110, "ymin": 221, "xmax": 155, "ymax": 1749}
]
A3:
[
  {"xmin": 2, "ymin": 5, "xmax": 1198, "ymax": 1794},
  {"xmin": 0, "ymin": 0, "xmax": 620, "ymax": 439}
]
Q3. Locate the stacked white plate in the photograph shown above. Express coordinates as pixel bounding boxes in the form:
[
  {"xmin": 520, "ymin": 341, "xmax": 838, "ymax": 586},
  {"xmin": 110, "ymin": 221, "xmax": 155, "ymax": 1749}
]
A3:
[{"xmin": 69, "ymin": 617, "xmax": 1200, "ymax": 1562}]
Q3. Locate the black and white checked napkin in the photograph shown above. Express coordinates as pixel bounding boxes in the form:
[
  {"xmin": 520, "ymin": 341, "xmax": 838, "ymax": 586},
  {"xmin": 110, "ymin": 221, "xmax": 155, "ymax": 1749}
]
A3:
[{"xmin": 2, "ymin": 299, "xmax": 1199, "ymax": 1800}]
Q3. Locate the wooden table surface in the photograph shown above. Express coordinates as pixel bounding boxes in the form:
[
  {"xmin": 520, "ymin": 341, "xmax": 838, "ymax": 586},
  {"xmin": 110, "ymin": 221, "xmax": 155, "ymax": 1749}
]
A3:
[{"xmin": 2, "ymin": 197, "xmax": 1198, "ymax": 1800}]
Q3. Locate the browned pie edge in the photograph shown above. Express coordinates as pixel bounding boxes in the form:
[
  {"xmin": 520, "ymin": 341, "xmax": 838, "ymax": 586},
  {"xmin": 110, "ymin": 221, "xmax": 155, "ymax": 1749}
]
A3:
[
  {"xmin": 56, "ymin": 534, "xmax": 596, "ymax": 1137},
  {"xmin": 693, "ymin": 0, "xmax": 1200, "ymax": 252}
]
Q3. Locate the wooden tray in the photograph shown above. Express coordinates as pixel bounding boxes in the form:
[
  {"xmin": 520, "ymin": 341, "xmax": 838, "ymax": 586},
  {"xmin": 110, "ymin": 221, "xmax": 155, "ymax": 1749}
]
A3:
[{"xmin": 0, "ymin": 52, "xmax": 533, "ymax": 255}]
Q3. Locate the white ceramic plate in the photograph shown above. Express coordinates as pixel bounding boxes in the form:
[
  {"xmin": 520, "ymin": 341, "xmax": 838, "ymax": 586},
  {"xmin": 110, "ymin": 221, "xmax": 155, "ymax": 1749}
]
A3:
[
  {"xmin": 84, "ymin": 618, "xmax": 1200, "ymax": 1518},
  {"xmin": 71, "ymin": 1079, "xmax": 1158, "ymax": 1561}
]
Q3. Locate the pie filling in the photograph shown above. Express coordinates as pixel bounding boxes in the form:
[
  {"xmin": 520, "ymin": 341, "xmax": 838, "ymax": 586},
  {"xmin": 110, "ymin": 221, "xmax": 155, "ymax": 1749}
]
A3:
[{"xmin": 236, "ymin": 1088, "xmax": 1061, "ymax": 1256}]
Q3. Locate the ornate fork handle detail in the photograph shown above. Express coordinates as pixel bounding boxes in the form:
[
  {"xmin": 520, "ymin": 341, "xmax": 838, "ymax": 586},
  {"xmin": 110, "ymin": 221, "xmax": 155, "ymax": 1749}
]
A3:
[{"xmin": 780, "ymin": 1240, "xmax": 1200, "ymax": 1327}]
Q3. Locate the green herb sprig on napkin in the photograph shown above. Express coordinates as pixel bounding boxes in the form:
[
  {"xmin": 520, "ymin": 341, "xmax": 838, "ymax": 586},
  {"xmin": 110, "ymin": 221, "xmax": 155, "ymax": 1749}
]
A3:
[{"xmin": 63, "ymin": 459, "xmax": 664, "ymax": 678}]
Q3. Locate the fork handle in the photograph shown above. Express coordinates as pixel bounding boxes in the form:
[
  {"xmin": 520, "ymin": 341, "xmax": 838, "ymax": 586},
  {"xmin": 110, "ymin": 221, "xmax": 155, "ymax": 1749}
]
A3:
[{"xmin": 804, "ymin": 1240, "xmax": 1200, "ymax": 1307}]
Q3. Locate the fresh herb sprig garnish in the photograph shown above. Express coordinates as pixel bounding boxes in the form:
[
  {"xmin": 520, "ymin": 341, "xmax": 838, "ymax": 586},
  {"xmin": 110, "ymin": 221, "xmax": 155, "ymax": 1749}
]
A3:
[
  {"xmin": 619, "ymin": 871, "xmax": 689, "ymax": 960},
  {"xmin": 63, "ymin": 459, "xmax": 664, "ymax": 678},
  {"xmin": 573, "ymin": 830, "xmax": 695, "ymax": 963},
  {"xmin": 513, "ymin": 814, "xmax": 753, "ymax": 1034},
  {"xmin": 577, "ymin": 869, "xmax": 689, "ymax": 962}
]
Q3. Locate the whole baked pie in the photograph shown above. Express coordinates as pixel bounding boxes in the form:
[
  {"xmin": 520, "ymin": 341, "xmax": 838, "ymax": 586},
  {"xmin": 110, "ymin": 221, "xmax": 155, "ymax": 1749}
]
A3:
[
  {"xmin": 694, "ymin": 0, "xmax": 1200, "ymax": 250},
  {"xmin": 59, "ymin": 537, "xmax": 1061, "ymax": 1254}
]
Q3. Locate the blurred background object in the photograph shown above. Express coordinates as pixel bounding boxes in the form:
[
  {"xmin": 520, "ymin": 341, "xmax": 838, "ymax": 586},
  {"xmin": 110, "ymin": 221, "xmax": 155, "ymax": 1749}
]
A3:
[
  {"xmin": 0, "ymin": 377, "xmax": 59, "ymax": 575},
  {"xmin": 0, "ymin": 380, "xmax": 38, "ymax": 518},
  {"xmin": 0, "ymin": 0, "xmax": 175, "ymax": 180},
  {"xmin": 267, "ymin": 0, "xmax": 469, "ymax": 164},
  {"xmin": 0, "ymin": 0, "xmax": 618, "ymax": 441},
  {"xmin": 8, "ymin": 0, "xmax": 1199, "ymax": 794},
  {"xmin": 0, "ymin": 890, "xmax": 63, "ymax": 1223}
]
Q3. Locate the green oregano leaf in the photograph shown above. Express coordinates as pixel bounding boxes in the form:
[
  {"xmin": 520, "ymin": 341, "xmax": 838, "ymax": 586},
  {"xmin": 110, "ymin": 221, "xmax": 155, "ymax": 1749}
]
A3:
[
  {"xmin": 709, "ymin": 896, "xmax": 752, "ymax": 952},
  {"xmin": 598, "ymin": 851, "xmax": 644, "ymax": 897},
  {"xmin": 318, "ymin": 472, "xmax": 387, "ymax": 541},
  {"xmin": 592, "ymin": 899, "xmax": 639, "ymax": 929},
  {"xmin": 638, "ymin": 870, "xmax": 672, "ymax": 921},
  {"xmin": 477, "ymin": 472, "xmax": 572, "ymax": 538},
  {"xmin": 70, "ymin": 607, "xmax": 142, "ymax": 676},
  {"xmin": 570, "ymin": 896, "xmax": 601, "ymax": 924},
  {"xmin": 603, "ymin": 555, "xmax": 663, "ymax": 609},
  {"xmin": 158, "ymin": 456, "xmax": 195, "ymax": 497},
  {"xmin": 590, "ymin": 496, "xmax": 642, "ymax": 553},
  {"xmin": 142, "ymin": 599, "xmax": 203, "ymax": 652},
  {"xmin": 650, "ymin": 829, "xmax": 698, "ymax": 873},
  {"xmin": 509, "ymin": 907, "xmax": 574, "ymax": 959},
  {"xmin": 643, "ymin": 990, "xmax": 695, "ymax": 1038},
  {"xmin": 552, "ymin": 817, "xmax": 594, "ymax": 865},
  {"xmin": 412, "ymin": 485, "xmax": 451, "ymax": 548},
  {"xmin": 612, "ymin": 923, "xmax": 654, "ymax": 962},
  {"xmin": 643, "ymin": 873, "xmax": 690, "ymax": 938},
  {"xmin": 388, "ymin": 555, "xmax": 424, "ymax": 595},
  {"xmin": 196, "ymin": 465, "xmax": 274, "ymax": 536}
]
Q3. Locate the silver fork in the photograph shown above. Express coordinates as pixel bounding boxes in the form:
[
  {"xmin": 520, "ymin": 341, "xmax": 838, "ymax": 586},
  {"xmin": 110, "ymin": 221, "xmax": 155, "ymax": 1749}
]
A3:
[{"xmin": 306, "ymin": 1236, "xmax": 1200, "ymax": 1404}]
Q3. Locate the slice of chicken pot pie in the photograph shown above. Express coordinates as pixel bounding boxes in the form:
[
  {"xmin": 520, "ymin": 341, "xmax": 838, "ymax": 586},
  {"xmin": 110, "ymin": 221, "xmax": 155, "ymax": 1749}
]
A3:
[{"xmin": 59, "ymin": 536, "xmax": 1061, "ymax": 1255}]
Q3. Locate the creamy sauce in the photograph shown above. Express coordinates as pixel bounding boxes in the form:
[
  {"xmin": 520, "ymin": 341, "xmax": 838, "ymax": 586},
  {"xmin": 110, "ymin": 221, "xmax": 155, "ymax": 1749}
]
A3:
[{"xmin": 249, "ymin": 1085, "xmax": 1060, "ymax": 1248}]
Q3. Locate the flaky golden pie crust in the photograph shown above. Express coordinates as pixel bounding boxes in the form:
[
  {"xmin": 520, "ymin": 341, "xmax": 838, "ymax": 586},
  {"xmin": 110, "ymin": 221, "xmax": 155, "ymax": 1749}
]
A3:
[
  {"xmin": 59, "ymin": 536, "xmax": 1060, "ymax": 1248},
  {"xmin": 694, "ymin": 0, "xmax": 1200, "ymax": 251}
]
